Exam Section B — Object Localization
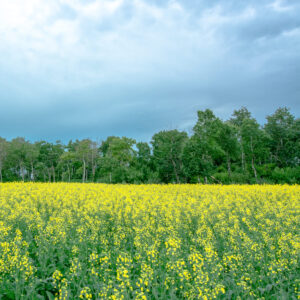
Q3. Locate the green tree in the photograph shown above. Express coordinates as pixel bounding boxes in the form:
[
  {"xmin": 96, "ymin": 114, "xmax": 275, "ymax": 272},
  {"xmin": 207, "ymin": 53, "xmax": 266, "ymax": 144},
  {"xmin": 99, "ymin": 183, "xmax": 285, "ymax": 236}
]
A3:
[
  {"xmin": 151, "ymin": 130, "xmax": 188, "ymax": 183},
  {"xmin": 0, "ymin": 106, "xmax": 297, "ymax": 184},
  {"xmin": 99, "ymin": 136, "xmax": 136, "ymax": 183},
  {"xmin": 193, "ymin": 109, "xmax": 224, "ymax": 162},
  {"xmin": 26, "ymin": 142, "xmax": 39, "ymax": 181},
  {"xmin": 0, "ymin": 137, "xmax": 8, "ymax": 182},
  {"xmin": 133, "ymin": 142, "xmax": 153, "ymax": 183},
  {"xmin": 183, "ymin": 136, "xmax": 214, "ymax": 183},
  {"xmin": 76, "ymin": 139, "xmax": 93, "ymax": 182},
  {"xmin": 289, "ymin": 118, "xmax": 300, "ymax": 166},
  {"xmin": 58, "ymin": 151, "xmax": 77, "ymax": 182},
  {"xmin": 265, "ymin": 107, "xmax": 296, "ymax": 167},
  {"xmin": 8, "ymin": 137, "xmax": 29, "ymax": 181},
  {"xmin": 241, "ymin": 118, "xmax": 269, "ymax": 181},
  {"xmin": 187, "ymin": 109, "xmax": 225, "ymax": 183},
  {"xmin": 229, "ymin": 107, "xmax": 252, "ymax": 171},
  {"xmin": 37, "ymin": 141, "xmax": 64, "ymax": 182},
  {"xmin": 216, "ymin": 122, "xmax": 239, "ymax": 177}
]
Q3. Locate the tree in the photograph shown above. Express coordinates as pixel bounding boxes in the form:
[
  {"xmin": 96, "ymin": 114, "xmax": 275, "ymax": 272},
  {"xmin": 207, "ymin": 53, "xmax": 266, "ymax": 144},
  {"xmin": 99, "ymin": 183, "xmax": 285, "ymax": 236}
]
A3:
[
  {"xmin": 133, "ymin": 142, "xmax": 153, "ymax": 183},
  {"xmin": 183, "ymin": 136, "xmax": 214, "ymax": 183},
  {"xmin": 289, "ymin": 118, "xmax": 300, "ymax": 166},
  {"xmin": 37, "ymin": 141, "xmax": 64, "ymax": 182},
  {"xmin": 90, "ymin": 141, "xmax": 99, "ymax": 182},
  {"xmin": 241, "ymin": 118, "xmax": 269, "ymax": 181},
  {"xmin": 193, "ymin": 109, "xmax": 224, "ymax": 162},
  {"xmin": 216, "ymin": 122, "xmax": 239, "ymax": 177},
  {"xmin": 0, "ymin": 138, "xmax": 8, "ymax": 182},
  {"xmin": 151, "ymin": 130, "xmax": 188, "ymax": 183},
  {"xmin": 188, "ymin": 109, "xmax": 225, "ymax": 182},
  {"xmin": 0, "ymin": 106, "xmax": 298, "ymax": 184},
  {"xmin": 265, "ymin": 107, "xmax": 296, "ymax": 167},
  {"xmin": 99, "ymin": 137, "xmax": 136, "ymax": 183},
  {"xmin": 8, "ymin": 137, "xmax": 29, "ymax": 181},
  {"xmin": 26, "ymin": 142, "xmax": 39, "ymax": 181},
  {"xmin": 229, "ymin": 107, "xmax": 252, "ymax": 171},
  {"xmin": 230, "ymin": 106, "xmax": 252, "ymax": 128},
  {"xmin": 58, "ymin": 151, "xmax": 77, "ymax": 182},
  {"xmin": 76, "ymin": 139, "xmax": 92, "ymax": 182}
]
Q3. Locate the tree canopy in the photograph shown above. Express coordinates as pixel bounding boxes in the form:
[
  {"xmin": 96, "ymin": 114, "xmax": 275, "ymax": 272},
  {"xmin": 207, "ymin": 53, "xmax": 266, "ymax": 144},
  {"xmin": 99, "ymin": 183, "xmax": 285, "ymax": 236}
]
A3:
[{"xmin": 0, "ymin": 106, "xmax": 299, "ymax": 184}]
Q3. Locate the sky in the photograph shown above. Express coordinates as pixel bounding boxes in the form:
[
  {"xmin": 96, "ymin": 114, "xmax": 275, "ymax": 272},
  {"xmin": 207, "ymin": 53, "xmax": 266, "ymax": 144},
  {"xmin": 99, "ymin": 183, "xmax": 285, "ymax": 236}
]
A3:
[{"xmin": 0, "ymin": 0, "xmax": 299, "ymax": 142}]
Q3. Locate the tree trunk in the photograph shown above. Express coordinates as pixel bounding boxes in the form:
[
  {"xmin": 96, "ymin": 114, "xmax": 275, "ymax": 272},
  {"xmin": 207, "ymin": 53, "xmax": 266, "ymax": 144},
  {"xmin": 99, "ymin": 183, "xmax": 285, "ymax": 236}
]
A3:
[
  {"xmin": 242, "ymin": 149, "xmax": 245, "ymax": 171},
  {"xmin": 210, "ymin": 175, "xmax": 221, "ymax": 184},
  {"xmin": 109, "ymin": 172, "xmax": 112, "ymax": 183},
  {"xmin": 20, "ymin": 162, "xmax": 25, "ymax": 181},
  {"xmin": 91, "ymin": 147, "xmax": 97, "ymax": 182},
  {"xmin": 92, "ymin": 165, "xmax": 96, "ymax": 182},
  {"xmin": 250, "ymin": 136, "xmax": 258, "ymax": 182},
  {"xmin": 227, "ymin": 154, "xmax": 231, "ymax": 177},
  {"xmin": 31, "ymin": 162, "xmax": 34, "ymax": 181},
  {"xmin": 0, "ymin": 167, "xmax": 2, "ymax": 182},
  {"xmin": 67, "ymin": 165, "xmax": 71, "ymax": 182},
  {"xmin": 171, "ymin": 159, "xmax": 180, "ymax": 183},
  {"xmin": 240, "ymin": 137, "xmax": 245, "ymax": 171},
  {"xmin": 52, "ymin": 165, "xmax": 55, "ymax": 182},
  {"xmin": 48, "ymin": 168, "xmax": 51, "ymax": 182},
  {"xmin": 252, "ymin": 157, "xmax": 258, "ymax": 181},
  {"xmin": 82, "ymin": 159, "xmax": 86, "ymax": 183}
]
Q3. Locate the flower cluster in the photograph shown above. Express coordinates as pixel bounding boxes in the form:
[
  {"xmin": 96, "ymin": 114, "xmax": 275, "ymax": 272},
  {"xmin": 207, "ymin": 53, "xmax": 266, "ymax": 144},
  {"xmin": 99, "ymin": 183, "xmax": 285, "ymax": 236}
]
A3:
[{"xmin": 0, "ymin": 182, "xmax": 299, "ymax": 298}]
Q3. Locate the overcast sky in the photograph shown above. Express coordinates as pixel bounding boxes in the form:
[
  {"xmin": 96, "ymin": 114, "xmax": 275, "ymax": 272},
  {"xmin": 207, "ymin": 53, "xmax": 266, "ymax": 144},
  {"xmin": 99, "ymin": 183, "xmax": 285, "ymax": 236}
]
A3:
[{"xmin": 0, "ymin": 0, "xmax": 299, "ymax": 142}]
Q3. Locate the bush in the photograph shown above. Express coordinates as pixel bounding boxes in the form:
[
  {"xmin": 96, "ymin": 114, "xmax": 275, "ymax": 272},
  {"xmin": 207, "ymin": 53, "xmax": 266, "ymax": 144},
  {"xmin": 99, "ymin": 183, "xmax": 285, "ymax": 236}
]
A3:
[
  {"xmin": 212, "ymin": 172, "xmax": 250, "ymax": 184},
  {"xmin": 271, "ymin": 167, "xmax": 300, "ymax": 184}
]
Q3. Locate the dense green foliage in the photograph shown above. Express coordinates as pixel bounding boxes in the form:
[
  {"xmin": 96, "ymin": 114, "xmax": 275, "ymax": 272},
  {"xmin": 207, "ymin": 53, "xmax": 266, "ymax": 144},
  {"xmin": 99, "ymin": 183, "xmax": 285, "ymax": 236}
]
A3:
[{"xmin": 0, "ymin": 107, "xmax": 299, "ymax": 184}]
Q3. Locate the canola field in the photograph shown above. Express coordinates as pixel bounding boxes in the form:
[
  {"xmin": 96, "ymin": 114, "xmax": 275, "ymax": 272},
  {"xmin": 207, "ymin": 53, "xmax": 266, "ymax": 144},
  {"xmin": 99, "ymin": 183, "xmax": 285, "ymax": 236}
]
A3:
[{"xmin": 0, "ymin": 183, "xmax": 299, "ymax": 299}]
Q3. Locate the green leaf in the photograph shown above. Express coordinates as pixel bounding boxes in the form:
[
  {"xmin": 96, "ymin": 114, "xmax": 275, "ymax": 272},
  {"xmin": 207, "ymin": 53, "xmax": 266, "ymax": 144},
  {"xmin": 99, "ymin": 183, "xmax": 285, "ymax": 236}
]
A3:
[{"xmin": 46, "ymin": 291, "xmax": 55, "ymax": 300}]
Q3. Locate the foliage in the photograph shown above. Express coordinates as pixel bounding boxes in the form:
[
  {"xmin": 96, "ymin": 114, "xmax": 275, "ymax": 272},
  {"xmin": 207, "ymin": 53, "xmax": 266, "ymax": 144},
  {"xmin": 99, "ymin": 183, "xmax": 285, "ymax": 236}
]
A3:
[
  {"xmin": 151, "ymin": 130, "xmax": 188, "ymax": 183},
  {"xmin": 0, "ymin": 106, "xmax": 299, "ymax": 184}
]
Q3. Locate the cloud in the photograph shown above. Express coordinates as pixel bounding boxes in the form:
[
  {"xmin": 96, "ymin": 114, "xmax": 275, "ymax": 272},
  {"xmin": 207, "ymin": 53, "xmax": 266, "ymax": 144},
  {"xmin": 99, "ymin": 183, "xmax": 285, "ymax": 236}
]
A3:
[{"xmin": 0, "ymin": 0, "xmax": 299, "ymax": 142}]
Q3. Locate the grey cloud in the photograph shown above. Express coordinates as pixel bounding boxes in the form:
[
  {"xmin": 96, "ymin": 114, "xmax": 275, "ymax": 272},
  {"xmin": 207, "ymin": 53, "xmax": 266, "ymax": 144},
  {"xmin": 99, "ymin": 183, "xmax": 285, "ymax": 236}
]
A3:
[
  {"xmin": 236, "ymin": 9, "xmax": 300, "ymax": 40},
  {"xmin": 0, "ymin": 0, "xmax": 299, "ymax": 142}
]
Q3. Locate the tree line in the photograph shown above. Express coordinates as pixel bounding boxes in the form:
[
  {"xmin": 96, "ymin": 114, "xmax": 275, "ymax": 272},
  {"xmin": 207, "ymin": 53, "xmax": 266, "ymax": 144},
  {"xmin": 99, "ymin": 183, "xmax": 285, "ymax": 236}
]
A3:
[{"xmin": 0, "ymin": 107, "xmax": 299, "ymax": 184}]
